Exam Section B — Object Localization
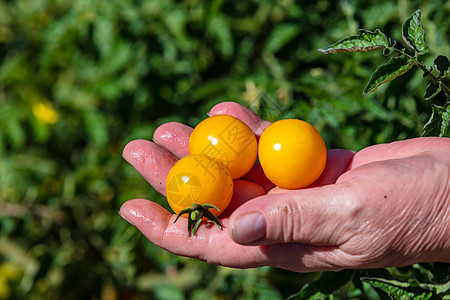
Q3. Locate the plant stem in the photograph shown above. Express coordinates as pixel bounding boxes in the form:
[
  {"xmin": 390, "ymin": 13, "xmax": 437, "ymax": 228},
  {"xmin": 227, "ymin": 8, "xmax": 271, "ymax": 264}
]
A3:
[
  {"xmin": 393, "ymin": 48, "xmax": 450, "ymax": 100},
  {"xmin": 413, "ymin": 58, "xmax": 450, "ymax": 100}
]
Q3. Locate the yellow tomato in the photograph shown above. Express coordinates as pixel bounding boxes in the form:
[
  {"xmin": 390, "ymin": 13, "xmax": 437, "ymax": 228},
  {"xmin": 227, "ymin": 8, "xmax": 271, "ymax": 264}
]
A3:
[
  {"xmin": 166, "ymin": 154, "xmax": 233, "ymax": 217},
  {"xmin": 258, "ymin": 119, "xmax": 327, "ymax": 189},
  {"xmin": 189, "ymin": 115, "xmax": 257, "ymax": 179}
]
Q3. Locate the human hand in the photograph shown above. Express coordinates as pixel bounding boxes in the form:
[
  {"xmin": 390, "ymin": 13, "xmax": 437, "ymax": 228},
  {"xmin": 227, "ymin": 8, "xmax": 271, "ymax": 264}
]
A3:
[{"xmin": 119, "ymin": 102, "xmax": 450, "ymax": 272}]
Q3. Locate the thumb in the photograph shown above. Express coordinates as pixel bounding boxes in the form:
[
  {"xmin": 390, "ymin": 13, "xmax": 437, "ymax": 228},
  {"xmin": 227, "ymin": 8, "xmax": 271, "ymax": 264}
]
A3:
[{"xmin": 228, "ymin": 181, "xmax": 362, "ymax": 246}]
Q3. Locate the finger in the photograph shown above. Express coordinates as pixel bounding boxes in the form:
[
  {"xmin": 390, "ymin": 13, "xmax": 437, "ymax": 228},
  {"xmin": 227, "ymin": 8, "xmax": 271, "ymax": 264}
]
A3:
[
  {"xmin": 119, "ymin": 199, "xmax": 268, "ymax": 268},
  {"xmin": 208, "ymin": 101, "xmax": 271, "ymax": 137},
  {"xmin": 349, "ymin": 137, "xmax": 447, "ymax": 169},
  {"xmin": 260, "ymin": 243, "xmax": 351, "ymax": 272},
  {"xmin": 119, "ymin": 199, "xmax": 354, "ymax": 272},
  {"xmin": 309, "ymin": 149, "xmax": 355, "ymax": 187},
  {"xmin": 153, "ymin": 122, "xmax": 193, "ymax": 159},
  {"xmin": 228, "ymin": 181, "xmax": 362, "ymax": 246},
  {"xmin": 123, "ymin": 139, "xmax": 177, "ymax": 195}
]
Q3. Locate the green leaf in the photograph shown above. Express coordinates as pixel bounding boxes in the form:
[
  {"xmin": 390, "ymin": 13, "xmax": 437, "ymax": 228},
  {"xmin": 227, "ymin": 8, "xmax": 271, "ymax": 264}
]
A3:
[
  {"xmin": 93, "ymin": 17, "xmax": 115, "ymax": 57},
  {"xmin": 429, "ymin": 262, "xmax": 450, "ymax": 284},
  {"xmin": 402, "ymin": 10, "xmax": 429, "ymax": 55},
  {"xmin": 424, "ymin": 81, "xmax": 442, "ymax": 100},
  {"xmin": 264, "ymin": 24, "xmax": 301, "ymax": 54},
  {"xmin": 422, "ymin": 104, "xmax": 450, "ymax": 137},
  {"xmin": 207, "ymin": 15, "xmax": 234, "ymax": 58},
  {"xmin": 434, "ymin": 55, "xmax": 450, "ymax": 77},
  {"xmin": 363, "ymin": 55, "xmax": 415, "ymax": 94},
  {"xmin": 434, "ymin": 278, "xmax": 450, "ymax": 295},
  {"xmin": 361, "ymin": 278, "xmax": 434, "ymax": 300},
  {"xmin": 318, "ymin": 29, "xmax": 391, "ymax": 54},
  {"xmin": 287, "ymin": 270, "xmax": 354, "ymax": 299},
  {"xmin": 440, "ymin": 104, "xmax": 450, "ymax": 137},
  {"xmin": 383, "ymin": 42, "xmax": 396, "ymax": 56},
  {"xmin": 82, "ymin": 110, "xmax": 109, "ymax": 147},
  {"xmin": 153, "ymin": 283, "xmax": 185, "ymax": 300}
]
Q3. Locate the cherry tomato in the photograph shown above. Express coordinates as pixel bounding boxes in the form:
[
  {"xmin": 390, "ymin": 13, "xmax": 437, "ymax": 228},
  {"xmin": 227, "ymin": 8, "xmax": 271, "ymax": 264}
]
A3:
[
  {"xmin": 258, "ymin": 119, "xmax": 327, "ymax": 189},
  {"xmin": 166, "ymin": 154, "xmax": 233, "ymax": 217},
  {"xmin": 189, "ymin": 115, "xmax": 257, "ymax": 179}
]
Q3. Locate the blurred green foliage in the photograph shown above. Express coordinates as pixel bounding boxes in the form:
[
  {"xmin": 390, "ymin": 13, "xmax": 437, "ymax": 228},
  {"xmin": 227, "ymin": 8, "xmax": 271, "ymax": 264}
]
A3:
[{"xmin": 0, "ymin": 0, "xmax": 449, "ymax": 299}]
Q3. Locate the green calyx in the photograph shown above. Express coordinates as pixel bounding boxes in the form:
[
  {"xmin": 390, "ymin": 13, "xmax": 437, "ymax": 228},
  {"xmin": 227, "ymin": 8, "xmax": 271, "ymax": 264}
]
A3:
[{"xmin": 173, "ymin": 203, "xmax": 223, "ymax": 236}]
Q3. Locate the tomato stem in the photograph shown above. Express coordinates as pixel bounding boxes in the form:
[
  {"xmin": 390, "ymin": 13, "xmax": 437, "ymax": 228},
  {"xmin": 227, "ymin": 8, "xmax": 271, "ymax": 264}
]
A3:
[{"xmin": 174, "ymin": 203, "xmax": 222, "ymax": 236}]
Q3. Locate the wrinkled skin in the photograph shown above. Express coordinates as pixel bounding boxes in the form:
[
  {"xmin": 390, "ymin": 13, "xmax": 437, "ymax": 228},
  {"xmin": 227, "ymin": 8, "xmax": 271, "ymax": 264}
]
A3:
[{"xmin": 119, "ymin": 102, "xmax": 450, "ymax": 273}]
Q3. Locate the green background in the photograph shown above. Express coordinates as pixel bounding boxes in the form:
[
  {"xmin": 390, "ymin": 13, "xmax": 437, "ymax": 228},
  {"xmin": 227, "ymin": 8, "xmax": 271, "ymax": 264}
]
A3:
[{"xmin": 1, "ymin": 0, "xmax": 449, "ymax": 299}]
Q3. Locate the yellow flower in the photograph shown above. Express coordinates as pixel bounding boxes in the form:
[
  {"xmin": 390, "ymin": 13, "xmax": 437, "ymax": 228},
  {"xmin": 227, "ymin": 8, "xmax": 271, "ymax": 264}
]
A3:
[
  {"xmin": 0, "ymin": 263, "xmax": 22, "ymax": 299},
  {"xmin": 241, "ymin": 80, "xmax": 265, "ymax": 110},
  {"xmin": 32, "ymin": 101, "xmax": 59, "ymax": 125}
]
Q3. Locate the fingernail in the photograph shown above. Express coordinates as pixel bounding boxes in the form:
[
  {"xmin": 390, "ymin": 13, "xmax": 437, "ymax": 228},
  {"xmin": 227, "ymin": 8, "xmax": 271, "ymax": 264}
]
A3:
[
  {"xmin": 232, "ymin": 212, "xmax": 266, "ymax": 244},
  {"xmin": 118, "ymin": 210, "xmax": 135, "ymax": 226}
]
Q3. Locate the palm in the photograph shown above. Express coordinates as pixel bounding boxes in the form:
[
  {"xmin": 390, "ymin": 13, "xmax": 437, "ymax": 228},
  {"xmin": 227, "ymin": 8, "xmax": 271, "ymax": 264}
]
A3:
[{"xmin": 120, "ymin": 102, "xmax": 352, "ymax": 269}]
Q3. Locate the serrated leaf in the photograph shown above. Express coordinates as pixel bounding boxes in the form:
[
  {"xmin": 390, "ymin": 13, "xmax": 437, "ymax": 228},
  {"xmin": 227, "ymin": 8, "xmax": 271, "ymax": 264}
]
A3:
[
  {"xmin": 434, "ymin": 55, "xmax": 450, "ymax": 77},
  {"xmin": 287, "ymin": 270, "xmax": 354, "ymax": 299},
  {"xmin": 318, "ymin": 29, "xmax": 391, "ymax": 54},
  {"xmin": 363, "ymin": 55, "xmax": 415, "ymax": 94},
  {"xmin": 422, "ymin": 104, "xmax": 450, "ymax": 137},
  {"xmin": 424, "ymin": 81, "xmax": 442, "ymax": 100},
  {"xmin": 361, "ymin": 278, "xmax": 434, "ymax": 300},
  {"xmin": 402, "ymin": 10, "xmax": 429, "ymax": 55},
  {"xmin": 441, "ymin": 104, "xmax": 450, "ymax": 137},
  {"xmin": 435, "ymin": 278, "xmax": 450, "ymax": 295}
]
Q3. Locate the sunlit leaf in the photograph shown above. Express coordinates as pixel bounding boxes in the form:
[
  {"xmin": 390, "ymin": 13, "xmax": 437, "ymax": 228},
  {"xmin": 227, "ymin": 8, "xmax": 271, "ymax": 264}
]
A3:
[
  {"xmin": 287, "ymin": 270, "xmax": 354, "ymax": 299},
  {"xmin": 440, "ymin": 105, "xmax": 450, "ymax": 137},
  {"xmin": 402, "ymin": 10, "xmax": 429, "ymax": 55},
  {"xmin": 363, "ymin": 55, "xmax": 415, "ymax": 95},
  {"xmin": 424, "ymin": 81, "xmax": 441, "ymax": 100},
  {"xmin": 422, "ymin": 104, "xmax": 450, "ymax": 137},
  {"xmin": 318, "ymin": 29, "xmax": 391, "ymax": 54},
  {"xmin": 362, "ymin": 278, "xmax": 434, "ymax": 300}
]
